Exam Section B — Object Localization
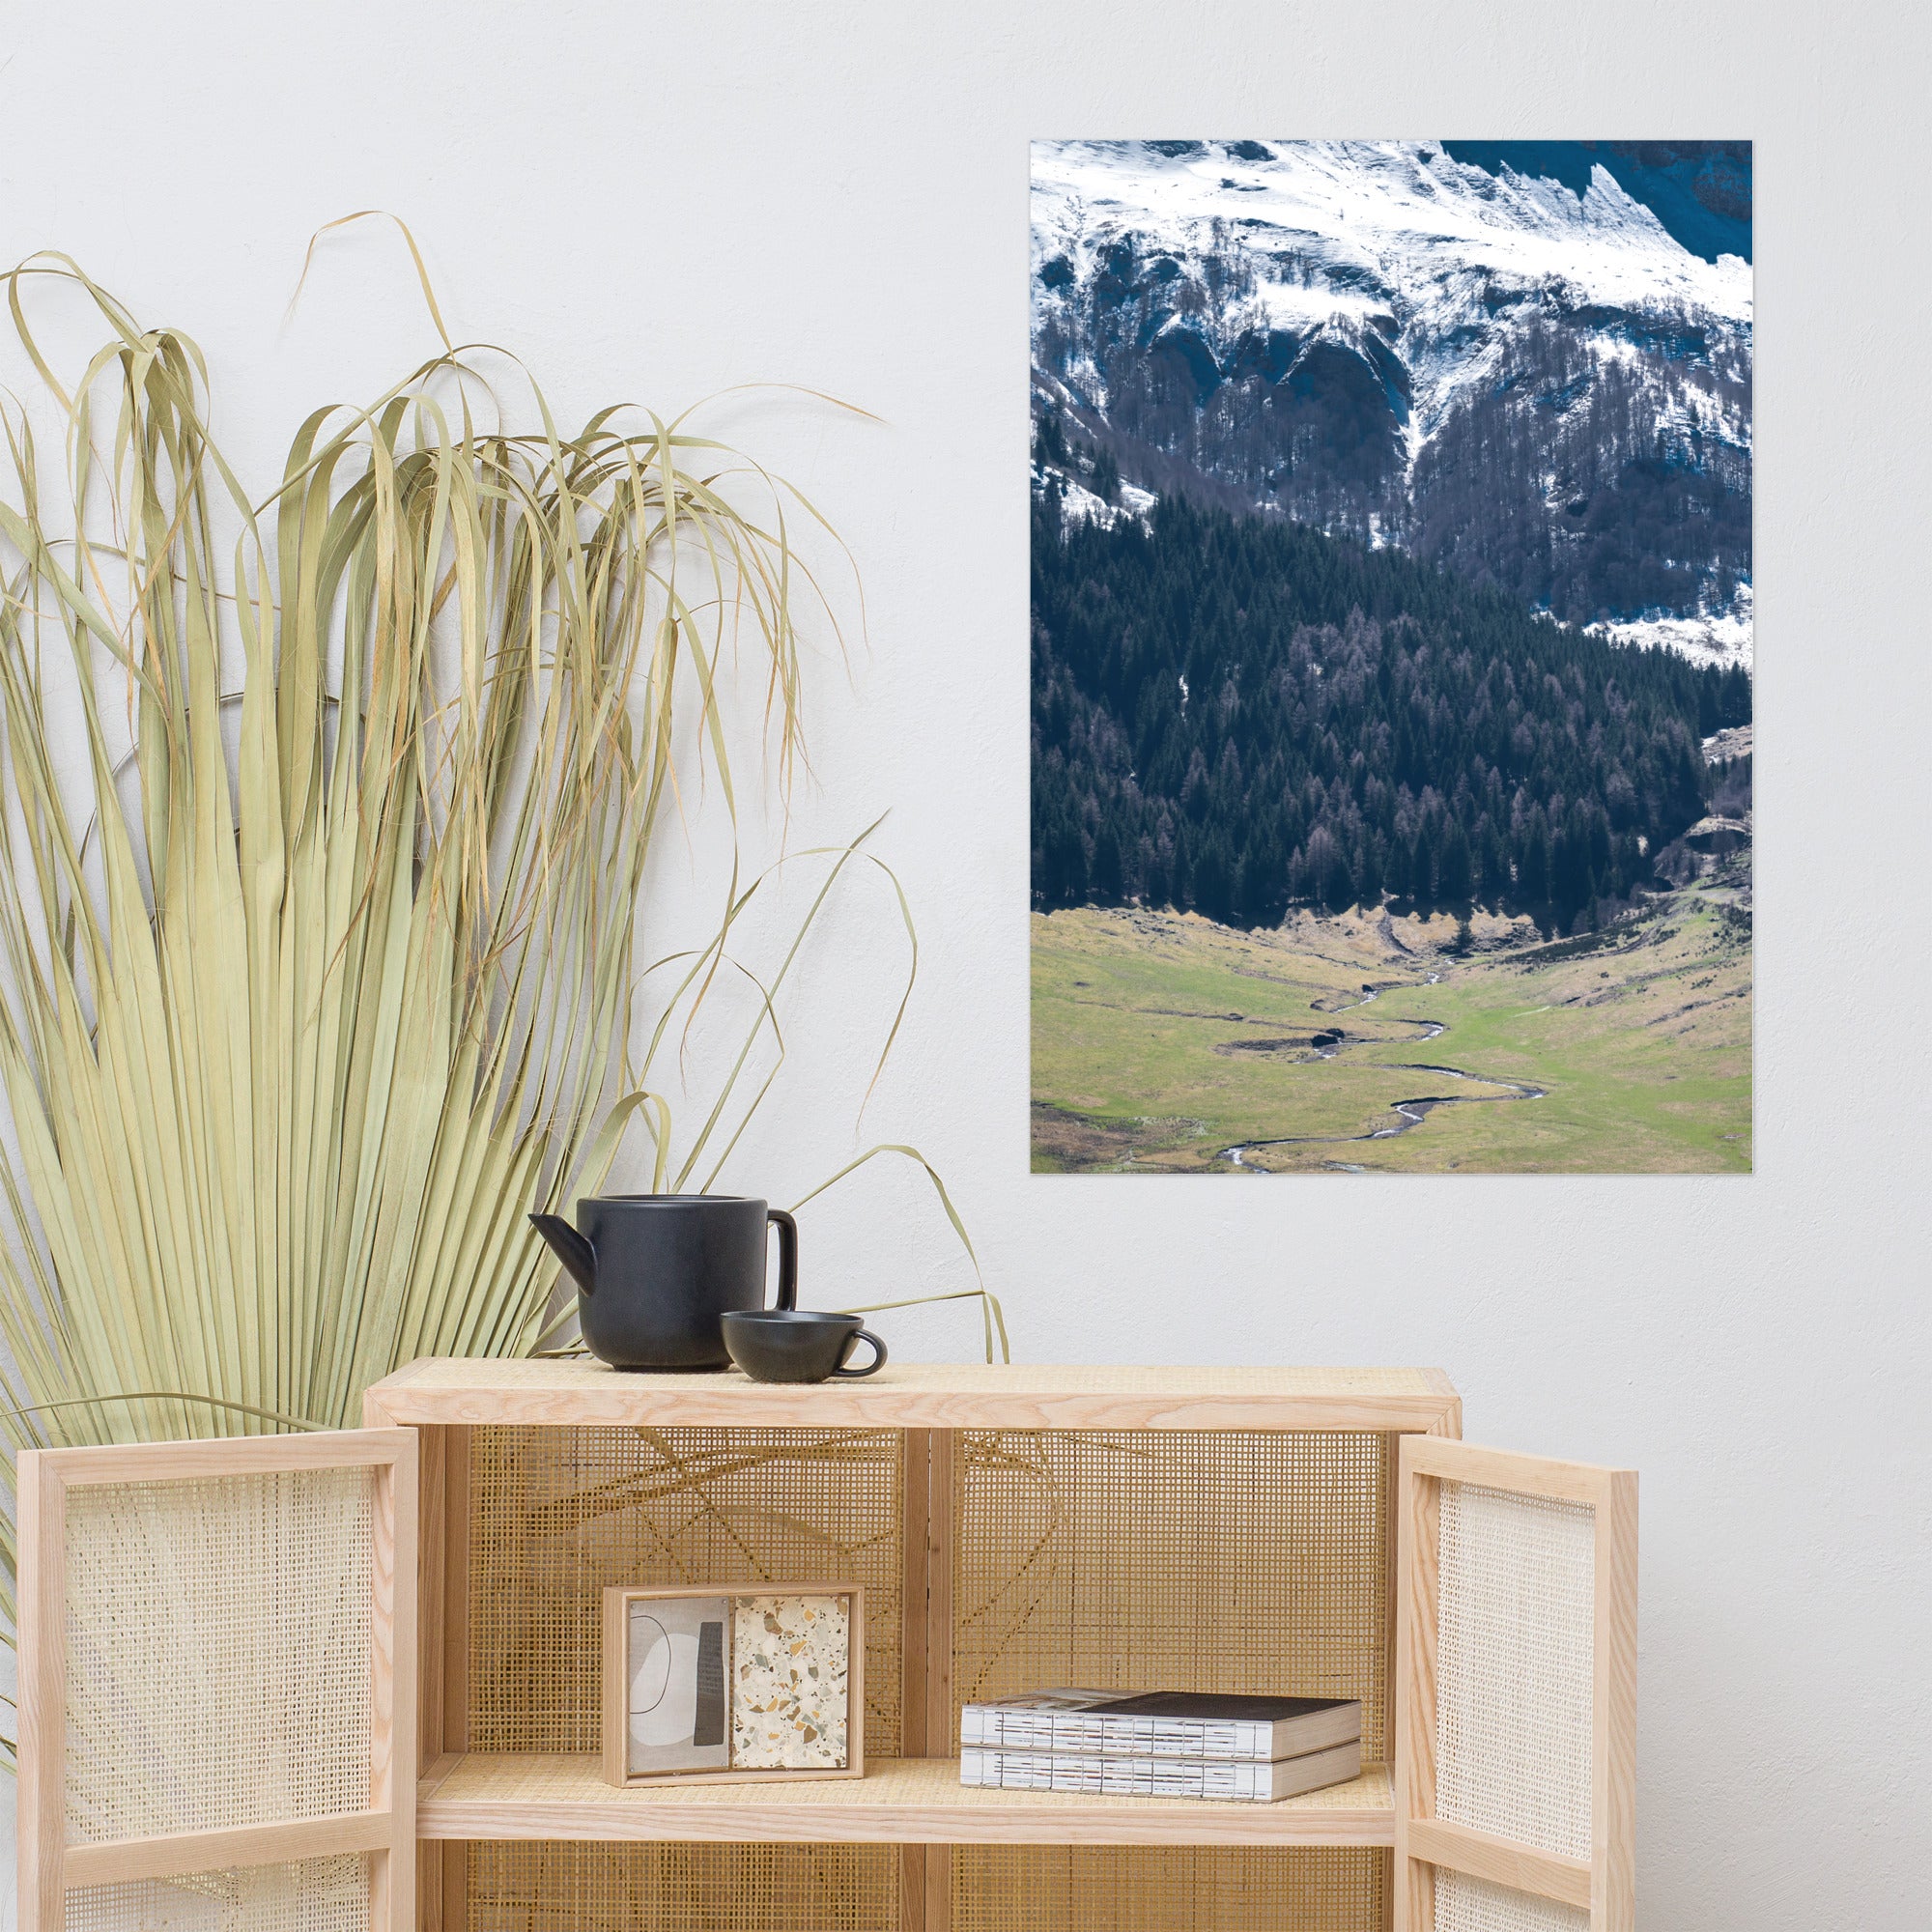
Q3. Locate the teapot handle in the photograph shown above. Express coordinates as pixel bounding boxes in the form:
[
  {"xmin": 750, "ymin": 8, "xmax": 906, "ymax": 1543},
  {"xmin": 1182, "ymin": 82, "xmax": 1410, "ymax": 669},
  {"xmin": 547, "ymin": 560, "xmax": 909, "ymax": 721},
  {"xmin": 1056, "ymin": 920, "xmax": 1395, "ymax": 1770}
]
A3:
[{"xmin": 767, "ymin": 1208, "xmax": 798, "ymax": 1311}]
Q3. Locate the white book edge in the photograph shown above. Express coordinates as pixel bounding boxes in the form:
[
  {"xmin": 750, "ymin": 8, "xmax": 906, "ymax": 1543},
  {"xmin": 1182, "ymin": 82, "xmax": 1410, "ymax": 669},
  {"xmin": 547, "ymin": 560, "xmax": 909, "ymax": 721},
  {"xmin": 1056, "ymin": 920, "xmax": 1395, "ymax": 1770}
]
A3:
[{"xmin": 958, "ymin": 1737, "xmax": 1364, "ymax": 1804}]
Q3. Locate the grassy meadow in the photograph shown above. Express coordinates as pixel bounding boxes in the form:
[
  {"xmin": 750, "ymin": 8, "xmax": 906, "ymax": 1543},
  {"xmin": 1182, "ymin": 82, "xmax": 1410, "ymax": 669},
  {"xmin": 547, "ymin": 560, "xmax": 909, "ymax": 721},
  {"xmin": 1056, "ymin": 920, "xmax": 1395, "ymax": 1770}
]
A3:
[{"xmin": 1031, "ymin": 877, "xmax": 1751, "ymax": 1174}]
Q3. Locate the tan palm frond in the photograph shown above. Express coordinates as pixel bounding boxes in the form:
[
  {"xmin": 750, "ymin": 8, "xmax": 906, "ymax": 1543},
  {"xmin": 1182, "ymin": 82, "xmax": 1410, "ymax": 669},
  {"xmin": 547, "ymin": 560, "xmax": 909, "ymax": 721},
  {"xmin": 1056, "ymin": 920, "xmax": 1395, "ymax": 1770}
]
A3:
[{"xmin": 0, "ymin": 245, "xmax": 1000, "ymax": 1768}]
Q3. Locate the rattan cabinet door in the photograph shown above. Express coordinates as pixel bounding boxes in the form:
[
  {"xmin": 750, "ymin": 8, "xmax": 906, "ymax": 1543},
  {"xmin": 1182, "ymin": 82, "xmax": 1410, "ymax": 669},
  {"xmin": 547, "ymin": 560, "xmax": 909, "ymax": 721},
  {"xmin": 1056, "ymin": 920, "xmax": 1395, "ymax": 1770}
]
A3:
[
  {"xmin": 1393, "ymin": 1439, "xmax": 1636, "ymax": 1932},
  {"xmin": 16, "ymin": 1430, "xmax": 417, "ymax": 1932}
]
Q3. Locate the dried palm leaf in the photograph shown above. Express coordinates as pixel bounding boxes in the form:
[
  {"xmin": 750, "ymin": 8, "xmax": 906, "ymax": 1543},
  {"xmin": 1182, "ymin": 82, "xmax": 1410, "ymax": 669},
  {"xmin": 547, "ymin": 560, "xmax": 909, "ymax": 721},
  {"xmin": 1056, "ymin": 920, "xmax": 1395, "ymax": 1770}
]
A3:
[{"xmin": 0, "ymin": 240, "xmax": 999, "ymax": 1766}]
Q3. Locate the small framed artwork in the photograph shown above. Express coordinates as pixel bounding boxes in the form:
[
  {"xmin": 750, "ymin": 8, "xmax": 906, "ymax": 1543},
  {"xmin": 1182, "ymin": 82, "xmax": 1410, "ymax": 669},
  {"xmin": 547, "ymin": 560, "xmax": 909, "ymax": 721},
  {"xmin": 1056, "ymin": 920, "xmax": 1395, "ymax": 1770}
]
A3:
[{"xmin": 601, "ymin": 1583, "xmax": 865, "ymax": 1787}]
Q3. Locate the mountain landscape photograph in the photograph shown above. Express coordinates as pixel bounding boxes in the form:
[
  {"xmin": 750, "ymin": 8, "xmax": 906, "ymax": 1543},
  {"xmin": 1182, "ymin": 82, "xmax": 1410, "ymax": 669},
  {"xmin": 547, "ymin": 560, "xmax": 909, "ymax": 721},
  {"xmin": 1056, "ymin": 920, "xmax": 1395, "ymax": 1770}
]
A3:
[{"xmin": 1030, "ymin": 139, "xmax": 1753, "ymax": 1173}]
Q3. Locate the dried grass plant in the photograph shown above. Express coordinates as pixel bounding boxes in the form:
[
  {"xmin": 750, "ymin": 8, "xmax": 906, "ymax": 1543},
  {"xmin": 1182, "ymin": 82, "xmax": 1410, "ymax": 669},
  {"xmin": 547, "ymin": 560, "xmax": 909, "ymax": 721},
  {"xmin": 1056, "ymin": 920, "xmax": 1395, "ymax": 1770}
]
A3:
[{"xmin": 0, "ymin": 232, "xmax": 999, "ymax": 1763}]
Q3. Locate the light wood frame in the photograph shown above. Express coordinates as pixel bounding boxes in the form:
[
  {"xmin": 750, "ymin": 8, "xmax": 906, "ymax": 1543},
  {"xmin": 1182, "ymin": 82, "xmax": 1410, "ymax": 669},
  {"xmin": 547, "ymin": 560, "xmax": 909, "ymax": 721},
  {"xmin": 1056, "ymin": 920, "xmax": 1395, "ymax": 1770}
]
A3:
[
  {"xmin": 15, "ymin": 1428, "xmax": 417, "ymax": 1932},
  {"xmin": 898, "ymin": 1426, "xmax": 955, "ymax": 1932},
  {"xmin": 600, "ymin": 1583, "xmax": 866, "ymax": 1787},
  {"xmin": 1394, "ymin": 1436, "xmax": 1637, "ymax": 1932}
]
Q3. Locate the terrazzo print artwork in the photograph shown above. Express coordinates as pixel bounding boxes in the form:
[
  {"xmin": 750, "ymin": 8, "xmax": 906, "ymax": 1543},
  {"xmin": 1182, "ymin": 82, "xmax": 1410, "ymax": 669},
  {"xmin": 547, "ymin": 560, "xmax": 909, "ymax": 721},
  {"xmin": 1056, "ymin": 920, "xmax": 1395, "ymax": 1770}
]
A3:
[{"xmin": 730, "ymin": 1594, "xmax": 851, "ymax": 1770}]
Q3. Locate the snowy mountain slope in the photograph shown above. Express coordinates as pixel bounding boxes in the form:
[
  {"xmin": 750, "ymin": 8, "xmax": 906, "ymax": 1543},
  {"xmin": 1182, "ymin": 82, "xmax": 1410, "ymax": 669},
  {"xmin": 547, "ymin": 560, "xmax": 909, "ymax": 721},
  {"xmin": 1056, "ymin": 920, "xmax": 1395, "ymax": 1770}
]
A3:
[
  {"xmin": 1588, "ymin": 580, "xmax": 1753, "ymax": 671},
  {"xmin": 1031, "ymin": 140, "xmax": 1753, "ymax": 665}
]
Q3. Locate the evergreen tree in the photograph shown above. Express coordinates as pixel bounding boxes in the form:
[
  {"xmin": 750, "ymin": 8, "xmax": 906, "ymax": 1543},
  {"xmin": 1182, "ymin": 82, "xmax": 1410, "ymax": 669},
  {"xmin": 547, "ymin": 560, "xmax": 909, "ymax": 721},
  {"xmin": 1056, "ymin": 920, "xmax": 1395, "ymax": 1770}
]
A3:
[
  {"xmin": 1093, "ymin": 824, "xmax": 1124, "ymax": 903},
  {"xmin": 1438, "ymin": 819, "xmax": 1474, "ymax": 903}
]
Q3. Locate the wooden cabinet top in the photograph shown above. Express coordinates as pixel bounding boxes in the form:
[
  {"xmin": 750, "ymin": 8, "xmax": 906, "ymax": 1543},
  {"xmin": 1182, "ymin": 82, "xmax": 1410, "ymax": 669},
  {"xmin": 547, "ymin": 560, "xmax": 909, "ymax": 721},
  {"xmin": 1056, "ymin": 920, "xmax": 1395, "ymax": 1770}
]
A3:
[{"xmin": 364, "ymin": 1357, "xmax": 1461, "ymax": 1433}]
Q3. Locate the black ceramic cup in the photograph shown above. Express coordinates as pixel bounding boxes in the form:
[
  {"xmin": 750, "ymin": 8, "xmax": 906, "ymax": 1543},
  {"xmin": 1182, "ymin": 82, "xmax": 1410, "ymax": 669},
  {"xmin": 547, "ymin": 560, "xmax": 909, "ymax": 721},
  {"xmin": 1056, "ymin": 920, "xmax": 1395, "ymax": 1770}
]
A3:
[{"xmin": 720, "ymin": 1310, "xmax": 888, "ymax": 1384}]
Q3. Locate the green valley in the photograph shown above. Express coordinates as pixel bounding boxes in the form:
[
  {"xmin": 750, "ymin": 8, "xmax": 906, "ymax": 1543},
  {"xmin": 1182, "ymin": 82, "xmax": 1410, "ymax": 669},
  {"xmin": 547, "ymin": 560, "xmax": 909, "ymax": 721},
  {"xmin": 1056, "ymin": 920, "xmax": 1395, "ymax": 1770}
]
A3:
[{"xmin": 1031, "ymin": 875, "xmax": 1750, "ymax": 1174}]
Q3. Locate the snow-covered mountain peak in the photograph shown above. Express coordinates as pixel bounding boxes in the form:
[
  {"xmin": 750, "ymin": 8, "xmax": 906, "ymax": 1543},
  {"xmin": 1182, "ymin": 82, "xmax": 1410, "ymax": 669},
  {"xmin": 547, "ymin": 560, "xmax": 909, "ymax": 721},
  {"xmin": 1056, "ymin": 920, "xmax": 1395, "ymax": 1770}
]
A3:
[
  {"xmin": 1034, "ymin": 141, "xmax": 1748, "ymax": 318},
  {"xmin": 1031, "ymin": 139, "xmax": 1752, "ymax": 664}
]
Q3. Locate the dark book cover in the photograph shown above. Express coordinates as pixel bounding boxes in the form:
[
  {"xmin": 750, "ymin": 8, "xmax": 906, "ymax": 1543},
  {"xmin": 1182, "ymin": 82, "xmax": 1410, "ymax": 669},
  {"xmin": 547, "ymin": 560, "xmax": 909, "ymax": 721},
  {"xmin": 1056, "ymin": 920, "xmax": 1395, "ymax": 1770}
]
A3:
[{"xmin": 1095, "ymin": 1692, "xmax": 1350, "ymax": 1721}]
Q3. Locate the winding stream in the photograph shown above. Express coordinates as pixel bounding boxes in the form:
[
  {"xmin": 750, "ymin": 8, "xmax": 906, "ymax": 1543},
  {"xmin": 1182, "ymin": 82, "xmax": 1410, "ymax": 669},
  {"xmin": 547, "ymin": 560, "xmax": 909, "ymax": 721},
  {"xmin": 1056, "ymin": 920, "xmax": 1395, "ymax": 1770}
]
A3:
[{"xmin": 1223, "ymin": 970, "xmax": 1547, "ymax": 1169}]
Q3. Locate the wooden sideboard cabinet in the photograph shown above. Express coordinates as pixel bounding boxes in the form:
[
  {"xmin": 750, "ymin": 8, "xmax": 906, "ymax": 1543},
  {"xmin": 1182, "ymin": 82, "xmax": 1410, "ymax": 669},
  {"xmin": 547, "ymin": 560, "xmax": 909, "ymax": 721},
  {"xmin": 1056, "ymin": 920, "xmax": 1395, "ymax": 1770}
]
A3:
[{"xmin": 16, "ymin": 1361, "xmax": 1635, "ymax": 1932}]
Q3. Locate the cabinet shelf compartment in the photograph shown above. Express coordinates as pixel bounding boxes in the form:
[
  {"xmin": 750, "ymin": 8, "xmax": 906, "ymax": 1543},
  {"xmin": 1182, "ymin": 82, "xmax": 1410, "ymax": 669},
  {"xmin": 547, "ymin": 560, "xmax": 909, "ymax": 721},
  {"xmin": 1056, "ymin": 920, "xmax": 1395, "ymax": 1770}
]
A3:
[{"xmin": 363, "ymin": 1358, "xmax": 1464, "ymax": 1932}]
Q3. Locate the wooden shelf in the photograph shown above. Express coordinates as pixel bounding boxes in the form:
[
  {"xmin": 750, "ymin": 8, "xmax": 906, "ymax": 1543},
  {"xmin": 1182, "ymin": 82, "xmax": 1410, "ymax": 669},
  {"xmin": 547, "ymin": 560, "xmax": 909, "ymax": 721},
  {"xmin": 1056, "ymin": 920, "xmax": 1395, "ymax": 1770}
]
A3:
[
  {"xmin": 416, "ymin": 1753, "xmax": 1395, "ymax": 1848},
  {"xmin": 366, "ymin": 1357, "xmax": 1461, "ymax": 1435}
]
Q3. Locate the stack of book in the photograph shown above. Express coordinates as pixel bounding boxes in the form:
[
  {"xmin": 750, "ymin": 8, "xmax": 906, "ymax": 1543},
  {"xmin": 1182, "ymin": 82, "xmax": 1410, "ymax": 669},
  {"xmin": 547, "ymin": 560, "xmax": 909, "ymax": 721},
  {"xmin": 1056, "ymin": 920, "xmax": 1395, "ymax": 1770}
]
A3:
[{"xmin": 958, "ymin": 1689, "xmax": 1362, "ymax": 1804}]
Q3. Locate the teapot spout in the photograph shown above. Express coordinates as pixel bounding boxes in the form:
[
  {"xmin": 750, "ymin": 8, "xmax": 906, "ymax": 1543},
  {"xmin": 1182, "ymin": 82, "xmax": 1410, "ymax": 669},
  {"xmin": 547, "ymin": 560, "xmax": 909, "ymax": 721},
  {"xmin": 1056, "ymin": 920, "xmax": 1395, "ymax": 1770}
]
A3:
[{"xmin": 529, "ymin": 1212, "xmax": 598, "ymax": 1295}]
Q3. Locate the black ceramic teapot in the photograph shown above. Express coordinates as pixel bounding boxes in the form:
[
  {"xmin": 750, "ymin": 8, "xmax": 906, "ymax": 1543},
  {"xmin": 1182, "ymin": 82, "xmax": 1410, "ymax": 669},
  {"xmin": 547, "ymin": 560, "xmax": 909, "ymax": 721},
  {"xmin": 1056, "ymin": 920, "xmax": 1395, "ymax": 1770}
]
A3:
[{"xmin": 529, "ymin": 1194, "xmax": 798, "ymax": 1371}]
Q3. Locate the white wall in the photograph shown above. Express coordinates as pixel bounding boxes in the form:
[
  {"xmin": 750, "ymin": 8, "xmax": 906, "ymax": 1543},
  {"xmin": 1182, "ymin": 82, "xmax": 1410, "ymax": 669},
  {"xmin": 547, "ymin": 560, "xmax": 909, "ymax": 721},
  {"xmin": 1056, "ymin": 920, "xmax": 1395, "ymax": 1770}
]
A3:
[{"xmin": 4, "ymin": 1, "xmax": 1928, "ymax": 1924}]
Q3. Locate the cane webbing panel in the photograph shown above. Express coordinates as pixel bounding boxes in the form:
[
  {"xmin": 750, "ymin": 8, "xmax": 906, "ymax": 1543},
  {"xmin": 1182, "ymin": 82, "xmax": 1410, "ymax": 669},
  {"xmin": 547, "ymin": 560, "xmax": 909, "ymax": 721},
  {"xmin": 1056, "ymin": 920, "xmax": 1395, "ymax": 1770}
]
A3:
[
  {"xmin": 953, "ymin": 1847, "xmax": 1387, "ymax": 1931},
  {"xmin": 1434, "ymin": 1870, "xmax": 1589, "ymax": 1932},
  {"xmin": 62, "ymin": 1469, "xmax": 375, "ymax": 1842},
  {"xmin": 468, "ymin": 1426, "xmax": 903, "ymax": 1756},
  {"xmin": 466, "ymin": 1841, "xmax": 897, "ymax": 1932},
  {"xmin": 1435, "ymin": 1481, "xmax": 1595, "ymax": 1861},
  {"xmin": 63, "ymin": 1856, "xmax": 370, "ymax": 1932},
  {"xmin": 952, "ymin": 1431, "xmax": 1392, "ymax": 1758}
]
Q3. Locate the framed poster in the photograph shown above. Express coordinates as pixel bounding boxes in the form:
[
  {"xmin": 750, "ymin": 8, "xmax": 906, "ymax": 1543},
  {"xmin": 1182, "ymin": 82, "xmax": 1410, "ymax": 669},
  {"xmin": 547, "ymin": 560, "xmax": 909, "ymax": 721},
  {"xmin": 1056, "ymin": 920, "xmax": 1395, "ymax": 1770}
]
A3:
[{"xmin": 602, "ymin": 1584, "xmax": 865, "ymax": 1786}]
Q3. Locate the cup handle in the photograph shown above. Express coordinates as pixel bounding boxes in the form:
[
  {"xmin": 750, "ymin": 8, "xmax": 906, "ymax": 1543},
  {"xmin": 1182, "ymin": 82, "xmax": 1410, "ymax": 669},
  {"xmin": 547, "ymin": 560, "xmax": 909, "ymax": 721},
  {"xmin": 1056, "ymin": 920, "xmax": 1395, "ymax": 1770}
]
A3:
[
  {"xmin": 832, "ymin": 1328, "xmax": 887, "ymax": 1378},
  {"xmin": 767, "ymin": 1208, "xmax": 798, "ymax": 1311}
]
